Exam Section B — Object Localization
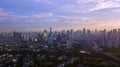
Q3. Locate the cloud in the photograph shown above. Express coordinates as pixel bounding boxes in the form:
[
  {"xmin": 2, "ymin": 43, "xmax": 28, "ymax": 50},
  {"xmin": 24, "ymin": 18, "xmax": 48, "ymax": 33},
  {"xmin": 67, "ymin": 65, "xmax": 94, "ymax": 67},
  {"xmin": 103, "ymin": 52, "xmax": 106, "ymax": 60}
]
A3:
[
  {"xmin": 0, "ymin": 9, "xmax": 99, "ymax": 31},
  {"xmin": 0, "ymin": 8, "xmax": 4, "ymax": 11},
  {"xmin": 34, "ymin": 0, "xmax": 40, "ymax": 2},
  {"xmin": 90, "ymin": 0, "xmax": 120, "ymax": 12},
  {"xmin": 0, "ymin": 8, "xmax": 119, "ymax": 26},
  {"xmin": 0, "ymin": 9, "xmax": 11, "ymax": 22},
  {"xmin": 63, "ymin": 17, "xmax": 96, "ymax": 25},
  {"xmin": 0, "ymin": 10, "xmax": 67, "ymax": 27},
  {"xmin": 54, "ymin": 0, "xmax": 120, "ymax": 14},
  {"xmin": 113, "ymin": 9, "xmax": 120, "ymax": 13},
  {"xmin": 76, "ymin": 0, "xmax": 95, "ymax": 3},
  {"xmin": 0, "ymin": 5, "xmax": 120, "ymax": 32},
  {"xmin": 34, "ymin": 0, "xmax": 54, "ymax": 5},
  {"xmin": 32, "ymin": 12, "xmax": 53, "ymax": 17}
]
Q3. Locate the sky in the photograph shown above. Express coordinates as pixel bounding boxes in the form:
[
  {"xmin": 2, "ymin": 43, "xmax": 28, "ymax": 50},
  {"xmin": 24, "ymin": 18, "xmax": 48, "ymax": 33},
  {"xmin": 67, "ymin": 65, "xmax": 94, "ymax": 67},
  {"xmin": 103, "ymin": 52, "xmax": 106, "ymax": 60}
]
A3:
[{"xmin": 0, "ymin": 0, "xmax": 120, "ymax": 32}]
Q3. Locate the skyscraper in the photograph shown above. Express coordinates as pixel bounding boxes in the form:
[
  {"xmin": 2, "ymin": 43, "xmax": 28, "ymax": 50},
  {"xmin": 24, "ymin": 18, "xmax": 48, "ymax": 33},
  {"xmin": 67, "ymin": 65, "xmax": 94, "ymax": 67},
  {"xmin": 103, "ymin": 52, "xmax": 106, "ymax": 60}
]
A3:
[
  {"xmin": 43, "ymin": 30, "xmax": 48, "ymax": 43},
  {"xmin": 50, "ymin": 27, "xmax": 52, "ymax": 34}
]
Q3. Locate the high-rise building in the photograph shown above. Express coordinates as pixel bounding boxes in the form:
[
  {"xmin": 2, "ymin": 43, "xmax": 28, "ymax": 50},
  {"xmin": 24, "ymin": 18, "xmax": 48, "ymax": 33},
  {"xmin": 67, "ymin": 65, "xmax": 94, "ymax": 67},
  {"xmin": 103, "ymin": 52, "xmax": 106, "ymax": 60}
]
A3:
[
  {"xmin": 118, "ymin": 29, "xmax": 120, "ymax": 46},
  {"xmin": 50, "ymin": 27, "xmax": 52, "ymax": 34},
  {"xmin": 83, "ymin": 28, "xmax": 86, "ymax": 35},
  {"xmin": 13, "ymin": 32, "xmax": 23, "ymax": 41},
  {"xmin": 43, "ymin": 30, "xmax": 48, "ymax": 43}
]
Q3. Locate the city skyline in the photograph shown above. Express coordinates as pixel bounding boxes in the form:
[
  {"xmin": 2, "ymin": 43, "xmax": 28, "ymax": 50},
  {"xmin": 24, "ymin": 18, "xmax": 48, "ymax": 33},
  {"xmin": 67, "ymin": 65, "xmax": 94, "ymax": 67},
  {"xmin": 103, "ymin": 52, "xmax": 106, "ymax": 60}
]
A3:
[{"xmin": 0, "ymin": 0, "xmax": 120, "ymax": 32}]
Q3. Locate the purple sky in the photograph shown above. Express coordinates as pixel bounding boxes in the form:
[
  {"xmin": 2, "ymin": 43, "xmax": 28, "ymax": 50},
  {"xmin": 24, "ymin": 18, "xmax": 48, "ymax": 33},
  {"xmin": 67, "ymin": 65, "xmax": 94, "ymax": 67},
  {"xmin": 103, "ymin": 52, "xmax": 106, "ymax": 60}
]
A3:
[{"xmin": 0, "ymin": 0, "xmax": 120, "ymax": 32}]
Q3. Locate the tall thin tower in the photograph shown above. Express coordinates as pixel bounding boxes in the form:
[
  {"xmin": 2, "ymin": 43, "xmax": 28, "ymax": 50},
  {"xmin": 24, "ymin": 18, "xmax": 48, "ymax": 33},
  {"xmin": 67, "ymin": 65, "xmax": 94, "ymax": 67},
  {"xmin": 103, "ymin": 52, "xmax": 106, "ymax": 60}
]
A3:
[{"xmin": 50, "ymin": 27, "xmax": 52, "ymax": 33}]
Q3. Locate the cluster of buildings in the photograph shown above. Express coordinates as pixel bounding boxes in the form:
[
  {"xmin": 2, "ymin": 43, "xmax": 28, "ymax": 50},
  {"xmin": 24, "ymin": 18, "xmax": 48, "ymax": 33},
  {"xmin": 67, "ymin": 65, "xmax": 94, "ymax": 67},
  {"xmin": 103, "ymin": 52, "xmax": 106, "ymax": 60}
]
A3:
[
  {"xmin": 0, "ymin": 28, "xmax": 120, "ymax": 50},
  {"xmin": 0, "ymin": 28, "xmax": 120, "ymax": 67}
]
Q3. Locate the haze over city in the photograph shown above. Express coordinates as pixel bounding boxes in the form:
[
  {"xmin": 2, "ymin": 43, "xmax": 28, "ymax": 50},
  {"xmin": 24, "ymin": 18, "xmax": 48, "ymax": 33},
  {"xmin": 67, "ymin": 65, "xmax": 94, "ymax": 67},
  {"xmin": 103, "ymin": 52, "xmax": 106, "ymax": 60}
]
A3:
[
  {"xmin": 0, "ymin": 0, "xmax": 120, "ymax": 32},
  {"xmin": 1, "ymin": 0, "xmax": 120, "ymax": 67}
]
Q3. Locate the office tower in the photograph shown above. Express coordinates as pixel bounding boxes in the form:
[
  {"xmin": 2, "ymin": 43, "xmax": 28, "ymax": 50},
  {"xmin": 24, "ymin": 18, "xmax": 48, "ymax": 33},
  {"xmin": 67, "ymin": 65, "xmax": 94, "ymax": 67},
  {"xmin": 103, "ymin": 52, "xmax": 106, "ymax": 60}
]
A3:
[
  {"xmin": 13, "ymin": 32, "xmax": 23, "ymax": 41},
  {"xmin": 118, "ymin": 29, "xmax": 120, "ymax": 46},
  {"xmin": 83, "ymin": 28, "xmax": 86, "ymax": 35},
  {"xmin": 112, "ymin": 29, "xmax": 119, "ymax": 47},
  {"xmin": 95, "ymin": 29, "xmax": 98, "ymax": 34},
  {"xmin": 43, "ymin": 30, "xmax": 48, "ymax": 43},
  {"xmin": 87, "ymin": 29, "xmax": 91, "ymax": 35},
  {"xmin": 23, "ymin": 34, "xmax": 30, "ymax": 42},
  {"xmin": 50, "ymin": 27, "xmax": 52, "ymax": 34}
]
